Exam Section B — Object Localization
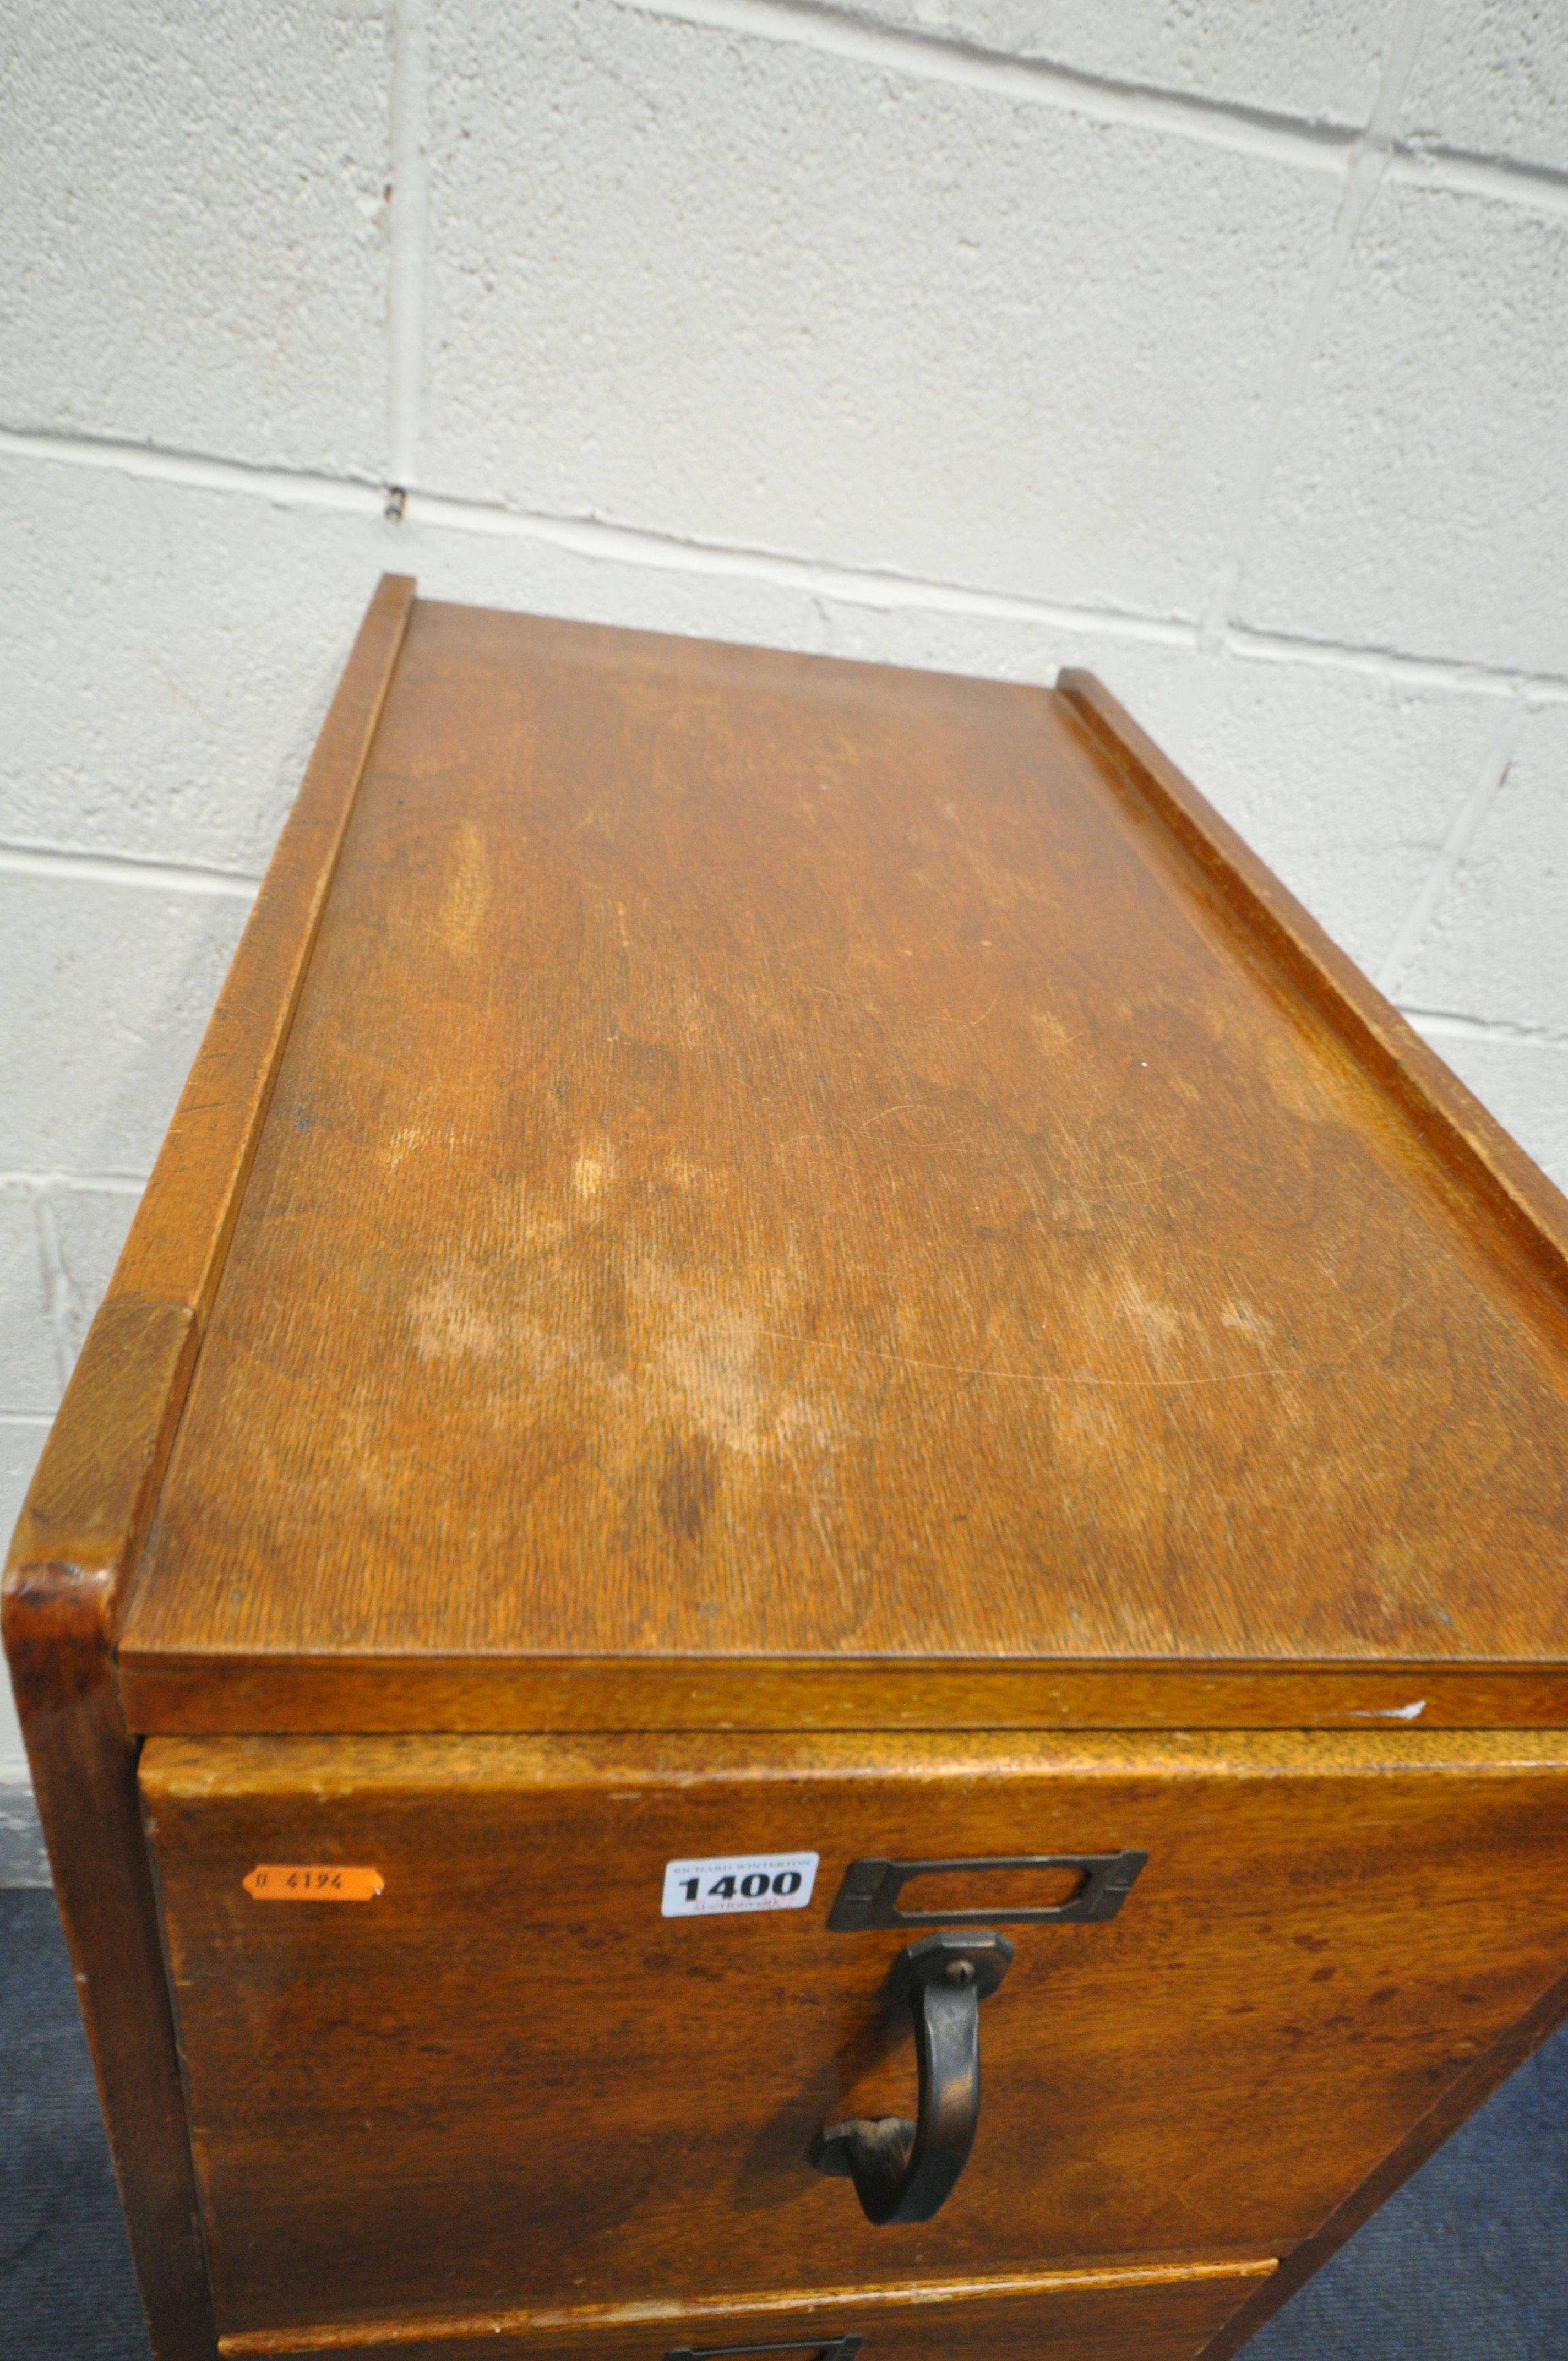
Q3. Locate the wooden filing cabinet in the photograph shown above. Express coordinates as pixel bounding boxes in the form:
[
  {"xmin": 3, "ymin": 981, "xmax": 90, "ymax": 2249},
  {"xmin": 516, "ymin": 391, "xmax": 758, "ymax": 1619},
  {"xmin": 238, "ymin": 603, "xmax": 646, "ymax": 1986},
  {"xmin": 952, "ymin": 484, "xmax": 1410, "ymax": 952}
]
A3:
[{"xmin": 9, "ymin": 576, "xmax": 1568, "ymax": 2361}]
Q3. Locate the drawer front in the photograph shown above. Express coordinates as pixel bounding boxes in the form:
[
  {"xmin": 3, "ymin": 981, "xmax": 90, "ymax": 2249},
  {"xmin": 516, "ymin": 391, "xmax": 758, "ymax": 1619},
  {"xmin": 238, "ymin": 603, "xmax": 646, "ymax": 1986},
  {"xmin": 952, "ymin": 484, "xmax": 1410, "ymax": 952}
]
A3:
[
  {"xmin": 144, "ymin": 1729, "xmax": 1568, "ymax": 2348},
  {"xmin": 221, "ymin": 2267, "xmax": 1273, "ymax": 2361}
]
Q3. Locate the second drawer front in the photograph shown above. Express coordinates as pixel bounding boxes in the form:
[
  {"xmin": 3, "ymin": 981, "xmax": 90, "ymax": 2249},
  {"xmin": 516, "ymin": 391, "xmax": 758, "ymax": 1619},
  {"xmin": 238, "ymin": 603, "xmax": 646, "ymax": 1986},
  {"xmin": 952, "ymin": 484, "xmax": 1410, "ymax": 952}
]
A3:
[{"xmin": 216, "ymin": 2265, "xmax": 1275, "ymax": 2361}]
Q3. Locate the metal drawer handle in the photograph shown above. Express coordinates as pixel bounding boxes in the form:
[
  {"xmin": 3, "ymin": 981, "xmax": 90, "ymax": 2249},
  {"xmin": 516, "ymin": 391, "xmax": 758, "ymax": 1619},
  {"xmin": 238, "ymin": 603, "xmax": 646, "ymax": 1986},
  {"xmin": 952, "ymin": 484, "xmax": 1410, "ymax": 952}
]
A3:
[
  {"xmin": 665, "ymin": 2342, "xmax": 863, "ymax": 2361},
  {"xmin": 809, "ymin": 1931, "xmax": 1013, "ymax": 2225}
]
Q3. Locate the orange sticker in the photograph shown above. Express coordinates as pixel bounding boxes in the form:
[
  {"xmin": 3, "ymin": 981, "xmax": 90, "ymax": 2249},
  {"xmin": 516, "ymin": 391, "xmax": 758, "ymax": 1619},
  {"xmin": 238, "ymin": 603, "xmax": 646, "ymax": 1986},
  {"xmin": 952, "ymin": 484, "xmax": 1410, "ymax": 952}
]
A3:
[{"xmin": 243, "ymin": 1865, "xmax": 384, "ymax": 1902}]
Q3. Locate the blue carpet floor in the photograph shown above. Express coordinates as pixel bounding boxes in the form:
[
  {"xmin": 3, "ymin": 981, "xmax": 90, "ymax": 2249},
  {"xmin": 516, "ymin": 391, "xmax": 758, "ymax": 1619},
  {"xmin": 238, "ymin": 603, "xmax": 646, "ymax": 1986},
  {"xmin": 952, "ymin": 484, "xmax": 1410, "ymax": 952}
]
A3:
[{"xmin": 3, "ymin": 1884, "xmax": 1566, "ymax": 2357}]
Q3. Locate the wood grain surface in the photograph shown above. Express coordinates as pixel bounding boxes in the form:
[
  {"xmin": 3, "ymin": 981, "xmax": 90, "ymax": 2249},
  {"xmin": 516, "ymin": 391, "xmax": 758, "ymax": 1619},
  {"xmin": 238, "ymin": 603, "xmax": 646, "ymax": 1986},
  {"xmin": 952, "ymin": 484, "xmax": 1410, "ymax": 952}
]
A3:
[
  {"xmin": 141, "ymin": 1728, "xmax": 1568, "ymax": 2343},
  {"xmin": 118, "ymin": 603, "xmax": 1568, "ymax": 1717},
  {"xmin": 2, "ymin": 572, "xmax": 416, "ymax": 2361},
  {"xmin": 214, "ymin": 2263, "xmax": 1272, "ymax": 2360},
  {"xmin": 25, "ymin": 590, "xmax": 1568, "ymax": 2361},
  {"xmin": 117, "ymin": 1652, "xmax": 1568, "ymax": 1737},
  {"xmin": 1058, "ymin": 671, "xmax": 1568, "ymax": 1315}
]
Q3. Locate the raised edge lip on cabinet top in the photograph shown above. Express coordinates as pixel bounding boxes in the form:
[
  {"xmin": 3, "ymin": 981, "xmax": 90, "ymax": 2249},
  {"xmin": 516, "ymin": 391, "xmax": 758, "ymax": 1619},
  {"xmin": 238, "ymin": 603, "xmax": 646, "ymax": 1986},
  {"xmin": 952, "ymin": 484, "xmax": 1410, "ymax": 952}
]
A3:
[{"xmin": 113, "ymin": 594, "xmax": 1568, "ymax": 1732}]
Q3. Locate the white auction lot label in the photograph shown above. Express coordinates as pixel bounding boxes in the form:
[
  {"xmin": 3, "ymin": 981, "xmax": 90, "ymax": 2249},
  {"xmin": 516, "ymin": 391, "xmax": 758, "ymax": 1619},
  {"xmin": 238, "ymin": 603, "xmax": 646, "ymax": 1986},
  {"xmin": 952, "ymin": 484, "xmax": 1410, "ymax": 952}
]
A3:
[{"xmin": 661, "ymin": 1850, "xmax": 819, "ymax": 1918}]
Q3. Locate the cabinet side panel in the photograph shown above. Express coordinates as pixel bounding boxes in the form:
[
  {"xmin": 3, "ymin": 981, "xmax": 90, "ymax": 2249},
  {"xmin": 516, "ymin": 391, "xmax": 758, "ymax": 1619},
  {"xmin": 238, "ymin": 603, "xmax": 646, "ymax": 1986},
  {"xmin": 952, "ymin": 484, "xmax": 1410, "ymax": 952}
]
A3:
[
  {"xmin": 2, "ymin": 575, "xmax": 416, "ymax": 2361},
  {"xmin": 1195, "ymin": 1956, "xmax": 1568, "ymax": 2359},
  {"xmin": 3, "ymin": 1309, "xmax": 210, "ymax": 2359}
]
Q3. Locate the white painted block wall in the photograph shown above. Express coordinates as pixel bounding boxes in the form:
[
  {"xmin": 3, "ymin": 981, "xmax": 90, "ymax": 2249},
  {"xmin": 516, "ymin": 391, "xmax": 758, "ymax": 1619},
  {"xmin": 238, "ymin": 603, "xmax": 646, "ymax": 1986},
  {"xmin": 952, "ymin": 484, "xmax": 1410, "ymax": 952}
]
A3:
[{"xmin": 4, "ymin": 0, "xmax": 1568, "ymax": 1800}]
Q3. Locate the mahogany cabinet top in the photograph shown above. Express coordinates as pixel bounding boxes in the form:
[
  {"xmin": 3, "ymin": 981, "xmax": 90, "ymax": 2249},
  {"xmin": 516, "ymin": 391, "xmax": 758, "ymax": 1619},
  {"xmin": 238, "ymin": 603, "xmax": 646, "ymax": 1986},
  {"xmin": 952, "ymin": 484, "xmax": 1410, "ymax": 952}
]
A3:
[{"xmin": 88, "ymin": 587, "xmax": 1568, "ymax": 1727}]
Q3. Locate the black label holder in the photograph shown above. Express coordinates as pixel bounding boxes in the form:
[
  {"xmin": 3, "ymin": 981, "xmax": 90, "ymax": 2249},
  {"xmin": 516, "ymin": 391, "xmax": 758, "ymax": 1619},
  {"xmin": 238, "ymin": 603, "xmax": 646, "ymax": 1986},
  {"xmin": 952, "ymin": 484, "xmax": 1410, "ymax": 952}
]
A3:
[{"xmin": 824, "ymin": 1851, "xmax": 1148, "ymax": 1932}]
